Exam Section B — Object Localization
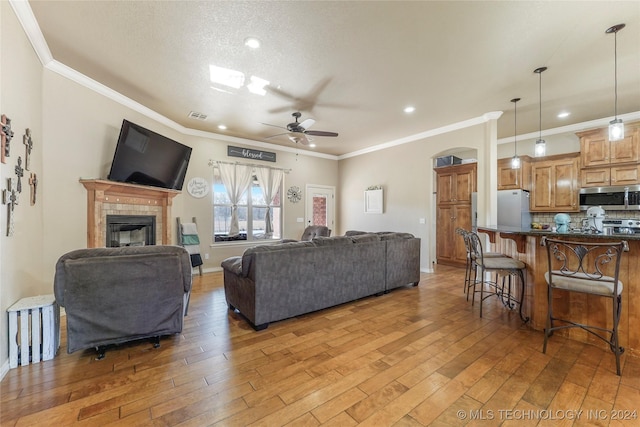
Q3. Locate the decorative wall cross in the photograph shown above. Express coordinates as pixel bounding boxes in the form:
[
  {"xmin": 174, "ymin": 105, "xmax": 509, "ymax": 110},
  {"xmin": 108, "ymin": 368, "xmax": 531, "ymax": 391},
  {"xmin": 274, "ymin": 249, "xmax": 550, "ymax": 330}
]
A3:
[
  {"xmin": 14, "ymin": 156, "xmax": 24, "ymax": 193},
  {"xmin": 29, "ymin": 173, "xmax": 38, "ymax": 206},
  {"xmin": 23, "ymin": 128, "xmax": 33, "ymax": 171},
  {"xmin": 2, "ymin": 178, "xmax": 19, "ymax": 236},
  {"xmin": 1, "ymin": 114, "xmax": 14, "ymax": 164}
]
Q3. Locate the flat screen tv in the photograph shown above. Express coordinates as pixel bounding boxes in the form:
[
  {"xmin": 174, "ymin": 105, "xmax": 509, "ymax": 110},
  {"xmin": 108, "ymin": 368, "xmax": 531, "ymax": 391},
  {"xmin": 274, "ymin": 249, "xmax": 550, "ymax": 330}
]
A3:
[{"xmin": 108, "ymin": 120, "xmax": 192, "ymax": 190}]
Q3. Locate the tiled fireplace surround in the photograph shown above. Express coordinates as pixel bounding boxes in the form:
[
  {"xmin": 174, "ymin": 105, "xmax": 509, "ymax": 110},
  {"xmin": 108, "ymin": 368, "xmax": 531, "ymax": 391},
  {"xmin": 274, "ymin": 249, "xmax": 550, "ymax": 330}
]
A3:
[{"xmin": 80, "ymin": 179, "xmax": 180, "ymax": 248}]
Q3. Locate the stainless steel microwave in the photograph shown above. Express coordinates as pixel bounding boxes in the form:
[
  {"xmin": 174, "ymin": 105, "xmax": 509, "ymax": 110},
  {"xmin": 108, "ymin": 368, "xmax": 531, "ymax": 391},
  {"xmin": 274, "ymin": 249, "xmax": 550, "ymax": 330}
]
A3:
[{"xmin": 579, "ymin": 185, "xmax": 640, "ymax": 211}]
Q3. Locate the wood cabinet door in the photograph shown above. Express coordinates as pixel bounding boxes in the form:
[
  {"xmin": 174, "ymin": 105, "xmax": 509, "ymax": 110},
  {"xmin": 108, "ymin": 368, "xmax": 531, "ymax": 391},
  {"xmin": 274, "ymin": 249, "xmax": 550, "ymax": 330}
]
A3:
[
  {"xmin": 436, "ymin": 172, "xmax": 454, "ymax": 204},
  {"xmin": 498, "ymin": 158, "xmax": 519, "ymax": 190},
  {"xmin": 553, "ymin": 159, "xmax": 579, "ymax": 211},
  {"xmin": 580, "ymin": 130, "xmax": 609, "ymax": 167},
  {"xmin": 581, "ymin": 167, "xmax": 611, "ymax": 187},
  {"xmin": 531, "ymin": 162, "xmax": 553, "ymax": 210},
  {"xmin": 610, "ymin": 132, "xmax": 640, "ymax": 164},
  {"xmin": 454, "ymin": 169, "xmax": 474, "ymax": 203},
  {"xmin": 436, "ymin": 205, "xmax": 455, "ymax": 262},
  {"xmin": 611, "ymin": 165, "xmax": 640, "ymax": 186},
  {"xmin": 453, "ymin": 206, "xmax": 472, "ymax": 264}
]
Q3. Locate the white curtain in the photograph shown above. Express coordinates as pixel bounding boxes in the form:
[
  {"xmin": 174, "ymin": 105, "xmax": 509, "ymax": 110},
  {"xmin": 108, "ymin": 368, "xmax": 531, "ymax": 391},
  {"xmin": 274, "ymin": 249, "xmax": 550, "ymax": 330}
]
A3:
[
  {"xmin": 218, "ymin": 163, "xmax": 253, "ymax": 236},
  {"xmin": 255, "ymin": 167, "xmax": 284, "ymax": 237}
]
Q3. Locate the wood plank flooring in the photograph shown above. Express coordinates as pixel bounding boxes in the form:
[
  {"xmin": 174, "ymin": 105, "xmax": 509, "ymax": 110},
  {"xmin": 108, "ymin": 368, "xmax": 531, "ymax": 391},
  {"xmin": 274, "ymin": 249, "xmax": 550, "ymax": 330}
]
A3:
[{"xmin": 2, "ymin": 265, "xmax": 639, "ymax": 426}]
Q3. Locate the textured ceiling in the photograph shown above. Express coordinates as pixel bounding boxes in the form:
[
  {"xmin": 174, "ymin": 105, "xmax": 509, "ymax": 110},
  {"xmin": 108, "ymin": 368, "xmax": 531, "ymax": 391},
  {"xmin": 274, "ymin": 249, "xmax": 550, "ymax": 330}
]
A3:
[{"xmin": 28, "ymin": 1, "xmax": 640, "ymax": 156}]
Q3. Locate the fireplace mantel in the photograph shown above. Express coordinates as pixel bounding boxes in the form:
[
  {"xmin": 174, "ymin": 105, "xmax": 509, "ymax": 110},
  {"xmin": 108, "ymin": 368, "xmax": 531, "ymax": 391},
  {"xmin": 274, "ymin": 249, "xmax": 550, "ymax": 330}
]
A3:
[{"xmin": 80, "ymin": 179, "xmax": 180, "ymax": 247}]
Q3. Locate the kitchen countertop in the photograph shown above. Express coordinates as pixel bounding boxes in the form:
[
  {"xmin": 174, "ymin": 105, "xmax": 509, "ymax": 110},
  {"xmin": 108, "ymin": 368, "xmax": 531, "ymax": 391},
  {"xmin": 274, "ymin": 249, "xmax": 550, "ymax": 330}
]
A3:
[{"xmin": 475, "ymin": 225, "xmax": 640, "ymax": 240}]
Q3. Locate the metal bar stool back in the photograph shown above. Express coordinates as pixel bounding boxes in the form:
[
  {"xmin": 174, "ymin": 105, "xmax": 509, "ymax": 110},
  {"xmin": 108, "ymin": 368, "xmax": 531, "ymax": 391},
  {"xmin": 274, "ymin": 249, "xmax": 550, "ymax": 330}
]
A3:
[
  {"xmin": 541, "ymin": 237, "xmax": 628, "ymax": 375},
  {"xmin": 467, "ymin": 231, "xmax": 529, "ymax": 322}
]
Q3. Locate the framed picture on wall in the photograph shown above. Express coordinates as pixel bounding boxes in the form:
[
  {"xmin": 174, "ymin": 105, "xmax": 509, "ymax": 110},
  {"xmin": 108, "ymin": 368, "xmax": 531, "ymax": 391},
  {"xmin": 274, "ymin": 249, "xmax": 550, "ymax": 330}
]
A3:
[{"xmin": 364, "ymin": 189, "xmax": 383, "ymax": 214}]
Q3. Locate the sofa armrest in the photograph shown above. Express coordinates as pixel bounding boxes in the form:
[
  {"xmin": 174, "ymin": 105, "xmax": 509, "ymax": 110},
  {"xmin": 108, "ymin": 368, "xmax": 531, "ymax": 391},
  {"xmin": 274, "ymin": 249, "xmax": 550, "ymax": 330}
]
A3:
[{"xmin": 221, "ymin": 256, "xmax": 243, "ymax": 276}]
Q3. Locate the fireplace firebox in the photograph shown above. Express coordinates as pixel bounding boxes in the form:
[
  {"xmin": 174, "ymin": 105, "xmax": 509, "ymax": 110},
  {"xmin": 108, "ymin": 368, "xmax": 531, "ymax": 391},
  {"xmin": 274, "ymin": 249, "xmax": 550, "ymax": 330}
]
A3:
[{"xmin": 106, "ymin": 215, "xmax": 156, "ymax": 247}]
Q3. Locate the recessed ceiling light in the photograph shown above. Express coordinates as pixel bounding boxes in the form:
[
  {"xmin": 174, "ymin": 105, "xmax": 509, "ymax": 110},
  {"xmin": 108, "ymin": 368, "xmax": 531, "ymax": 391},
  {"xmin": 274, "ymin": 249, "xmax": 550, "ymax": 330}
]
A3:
[
  {"xmin": 308, "ymin": 143, "xmax": 316, "ymax": 148},
  {"xmin": 557, "ymin": 111, "xmax": 570, "ymax": 118},
  {"xmin": 244, "ymin": 37, "xmax": 260, "ymax": 49},
  {"xmin": 218, "ymin": 124, "xmax": 227, "ymax": 130},
  {"xmin": 404, "ymin": 106, "xmax": 416, "ymax": 114}
]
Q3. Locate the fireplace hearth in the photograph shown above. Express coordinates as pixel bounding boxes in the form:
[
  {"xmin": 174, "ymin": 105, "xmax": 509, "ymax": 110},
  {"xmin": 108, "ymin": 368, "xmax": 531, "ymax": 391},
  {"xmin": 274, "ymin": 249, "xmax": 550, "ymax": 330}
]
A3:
[{"xmin": 106, "ymin": 215, "xmax": 156, "ymax": 247}]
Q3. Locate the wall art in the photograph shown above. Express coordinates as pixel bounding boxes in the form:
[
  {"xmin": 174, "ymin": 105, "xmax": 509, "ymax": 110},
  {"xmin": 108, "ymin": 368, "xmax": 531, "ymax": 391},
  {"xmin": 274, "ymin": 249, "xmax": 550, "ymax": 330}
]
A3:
[
  {"xmin": 2, "ymin": 178, "xmax": 19, "ymax": 236},
  {"xmin": 23, "ymin": 128, "xmax": 33, "ymax": 171},
  {"xmin": 1, "ymin": 114, "xmax": 15, "ymax": 164}
]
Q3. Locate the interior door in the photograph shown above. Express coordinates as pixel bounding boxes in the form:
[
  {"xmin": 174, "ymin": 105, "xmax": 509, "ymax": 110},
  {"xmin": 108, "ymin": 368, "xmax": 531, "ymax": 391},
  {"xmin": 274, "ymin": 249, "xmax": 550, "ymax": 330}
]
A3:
[{"xmin": 305, "ymin": 185, "xmax": 335, "ymax": 232}]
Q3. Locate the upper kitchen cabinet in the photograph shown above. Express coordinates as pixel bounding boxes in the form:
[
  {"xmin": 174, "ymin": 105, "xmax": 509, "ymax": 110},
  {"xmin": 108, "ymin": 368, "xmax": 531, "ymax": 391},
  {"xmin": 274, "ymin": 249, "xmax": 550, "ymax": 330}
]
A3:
[
  {"xmin": 578, "ymin": 123, "xmax": 640, "ymax": 187},
  {"xmin": 497, "ymin": 155, "xmax": 532, "ymax": 190},
  {"xmin": 530, "ymin": 153, "xmax": 580, "ymax": 212},
  {"xmin": 435, "ymin": 163, "xmax": 477, "ymax": 205}
]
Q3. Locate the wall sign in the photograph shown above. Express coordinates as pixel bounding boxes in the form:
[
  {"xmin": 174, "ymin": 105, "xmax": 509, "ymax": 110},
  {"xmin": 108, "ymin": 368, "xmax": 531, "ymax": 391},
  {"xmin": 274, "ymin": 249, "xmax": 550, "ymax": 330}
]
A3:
[
  {"xmin": 228, "ymin": 146, "xmax": 276, "ymax": 162},
  {"xmin": 187, "ymin": 177, "xmax": 209, "ymax": 198}
]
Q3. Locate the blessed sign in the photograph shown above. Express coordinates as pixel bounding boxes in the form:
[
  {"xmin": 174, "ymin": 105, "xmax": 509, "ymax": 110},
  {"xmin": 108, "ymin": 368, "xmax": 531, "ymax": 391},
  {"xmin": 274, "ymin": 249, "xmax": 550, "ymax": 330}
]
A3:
[{"xmin": 227, "ymin": 146, "xmax": 276, "ymax": 162}]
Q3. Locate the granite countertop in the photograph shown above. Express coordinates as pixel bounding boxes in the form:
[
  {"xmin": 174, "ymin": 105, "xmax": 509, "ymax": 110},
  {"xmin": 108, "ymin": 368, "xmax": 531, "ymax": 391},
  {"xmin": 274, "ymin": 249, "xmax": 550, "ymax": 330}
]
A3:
[{"xmin": 475, "ymin": 225, "xmax": 640, "ymax": 240}]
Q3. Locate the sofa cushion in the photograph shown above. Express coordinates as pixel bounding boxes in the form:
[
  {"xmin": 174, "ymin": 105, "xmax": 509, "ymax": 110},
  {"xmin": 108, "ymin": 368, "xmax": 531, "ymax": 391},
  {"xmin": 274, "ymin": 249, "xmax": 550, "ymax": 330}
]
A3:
[
  {"xmin": 312, "ymin": 236, "xmax": 354, "ymax": 247},
  {"xmin": 350, "ymin": 234, "xmax": 381, "ymax": 243},
  {"xmin": 241, "ymin": 241, "xmax": 315, "ymax": 277},
  {"xmin": 379, "ymin": 232, "xmax": 415, "ymax": 240}
]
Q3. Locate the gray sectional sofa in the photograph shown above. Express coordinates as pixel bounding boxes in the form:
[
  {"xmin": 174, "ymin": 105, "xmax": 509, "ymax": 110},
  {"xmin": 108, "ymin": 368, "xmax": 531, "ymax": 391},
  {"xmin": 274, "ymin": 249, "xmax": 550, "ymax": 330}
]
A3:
[{"xmin": 221, "ymin": 232, "xmax": 420, "ymax": 330}]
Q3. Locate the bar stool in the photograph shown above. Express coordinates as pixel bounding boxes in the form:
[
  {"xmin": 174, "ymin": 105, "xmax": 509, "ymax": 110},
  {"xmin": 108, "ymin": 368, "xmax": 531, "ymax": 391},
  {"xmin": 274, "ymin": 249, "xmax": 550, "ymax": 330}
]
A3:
[
  {"xmin": 542, "ymin": 237, "xmax": 628, "ymax": 375},
  {"xmin": 456, "ymin": 228, "xmax": 506, "ymax": 297},
  {"xmin": 467, "ymin": 231, "xmax": 529, "ymax": 322}
]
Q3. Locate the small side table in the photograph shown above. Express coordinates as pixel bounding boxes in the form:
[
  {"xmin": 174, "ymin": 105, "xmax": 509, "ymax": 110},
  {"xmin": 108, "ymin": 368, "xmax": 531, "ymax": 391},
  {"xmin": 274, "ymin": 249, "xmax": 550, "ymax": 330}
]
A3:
[{"xmin": 7, "ymin": 295, "xmax": 60, "ymax": 368}]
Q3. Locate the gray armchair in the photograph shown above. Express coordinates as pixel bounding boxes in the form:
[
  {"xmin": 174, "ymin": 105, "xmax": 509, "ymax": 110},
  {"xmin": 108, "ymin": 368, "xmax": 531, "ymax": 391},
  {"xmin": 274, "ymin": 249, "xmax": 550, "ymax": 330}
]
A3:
[
  {"xmin": 54, "ymin": 245, "xmax": 192, "ymax": 358},
  {"xmin": 300, "ymin": 225, "xmax": 331, "ymax": 240}
]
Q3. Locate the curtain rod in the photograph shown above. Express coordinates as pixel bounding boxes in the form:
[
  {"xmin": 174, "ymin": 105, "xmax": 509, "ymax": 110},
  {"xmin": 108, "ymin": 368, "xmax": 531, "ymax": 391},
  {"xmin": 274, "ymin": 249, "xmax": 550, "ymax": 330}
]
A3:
[{"xmin": 208, "ymin": 159, "xmax": 291, "ymax": 173}]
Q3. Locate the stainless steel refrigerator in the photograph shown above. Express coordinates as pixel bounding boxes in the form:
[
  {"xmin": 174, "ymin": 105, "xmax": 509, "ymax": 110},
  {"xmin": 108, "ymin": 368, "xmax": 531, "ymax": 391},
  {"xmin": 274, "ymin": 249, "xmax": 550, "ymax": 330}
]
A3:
[{"xmin": 497, "ymin": 189, "xmax": 532, "ymax": 229}]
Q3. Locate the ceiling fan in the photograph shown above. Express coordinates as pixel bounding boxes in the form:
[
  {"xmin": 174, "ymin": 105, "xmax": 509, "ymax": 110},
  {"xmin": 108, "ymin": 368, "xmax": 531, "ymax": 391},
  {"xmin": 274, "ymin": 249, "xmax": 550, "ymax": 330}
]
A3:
[{"xmin": 263, "ymin": 112, "xmax": 338, "ymax": 145}]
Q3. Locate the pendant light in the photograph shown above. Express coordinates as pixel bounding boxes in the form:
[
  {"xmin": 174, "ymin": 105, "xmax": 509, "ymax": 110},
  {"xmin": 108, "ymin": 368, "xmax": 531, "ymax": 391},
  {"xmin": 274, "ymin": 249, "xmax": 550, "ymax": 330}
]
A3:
[
  {"xmin": 511, "ymin": 98, "xmax": 521, "ymax": 169},
  {"xmin": 606, "ymin": 23, "xmax": 625, "ymax": 141},
  {"xmin": 534, "ymin": 67, "xmax": 547, "ymax": 157}
]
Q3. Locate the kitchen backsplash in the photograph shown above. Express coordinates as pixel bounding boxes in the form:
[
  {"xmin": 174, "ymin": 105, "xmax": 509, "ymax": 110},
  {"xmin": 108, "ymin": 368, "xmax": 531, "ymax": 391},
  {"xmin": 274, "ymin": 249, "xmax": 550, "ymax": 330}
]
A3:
[{"xmin": 532, "ymin": 210, "xmax": 640, "ymax": 229}]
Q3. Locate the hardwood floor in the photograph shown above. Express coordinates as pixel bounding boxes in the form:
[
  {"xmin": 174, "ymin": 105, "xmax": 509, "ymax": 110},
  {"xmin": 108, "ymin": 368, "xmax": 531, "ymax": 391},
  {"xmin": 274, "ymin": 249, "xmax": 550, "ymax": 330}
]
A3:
[{"xmin": 2, "ymin": 265, "xmax": 639, "ymax": 426}]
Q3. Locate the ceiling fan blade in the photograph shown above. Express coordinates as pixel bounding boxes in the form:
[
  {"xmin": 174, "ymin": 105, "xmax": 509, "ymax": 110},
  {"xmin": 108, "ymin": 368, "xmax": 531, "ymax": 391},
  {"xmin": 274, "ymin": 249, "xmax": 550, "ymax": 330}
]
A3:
[
  {"xmin": 304, "ymin": 130, "xmax": 338, "ymax": 137},
  {"xmin": 261, "ymin": 122, "xmax": 287, "ymax": 130},
  {"xmin": 299, "ymin": 118, "xmax": 315, "ymax": 130},
  {"xmin": 265, "ymin": 132, "xmax": 291, "ymax": 140}
]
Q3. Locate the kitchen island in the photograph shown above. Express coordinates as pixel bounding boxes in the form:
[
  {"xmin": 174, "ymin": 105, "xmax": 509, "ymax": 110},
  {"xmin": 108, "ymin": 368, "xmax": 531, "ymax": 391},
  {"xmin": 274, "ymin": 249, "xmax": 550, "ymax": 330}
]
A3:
[{"xmin": 475, "ymin": 226, "xmax": 640, "ymax": 357}]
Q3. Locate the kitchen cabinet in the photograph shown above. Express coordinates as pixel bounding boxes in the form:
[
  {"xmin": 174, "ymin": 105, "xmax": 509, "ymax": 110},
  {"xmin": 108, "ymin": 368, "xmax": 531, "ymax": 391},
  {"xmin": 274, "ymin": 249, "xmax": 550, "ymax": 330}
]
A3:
[
  {"xmin": 497, "ymin": 155, "xmax": 532, "ymax": 190},
  {"xmin": 578, "ymin": 123, "xmax": 640, "ymax": 187},
  {"xmin": 436, "ymin": 163, "xmax": 476, "ymax": 205},
  {"xmin": 530, "ymin": 153, "xmax": 580, "ymax": 212},
  {"xmin": 435, "ymin": 163, "xmax": 476, "ymax": 266},
  {"xmin": 436, "ymin": 204, "xmax": 471, "ymax": 266},
  {"xmin": 581, "ymin": 164, "xmax": 640, "ymax": 187}
]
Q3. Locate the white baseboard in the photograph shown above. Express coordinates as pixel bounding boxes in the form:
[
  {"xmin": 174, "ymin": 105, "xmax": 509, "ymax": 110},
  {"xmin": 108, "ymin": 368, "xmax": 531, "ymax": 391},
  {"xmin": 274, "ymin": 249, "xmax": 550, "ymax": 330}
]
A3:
[
  {"xmin": 0, "ymin": 359, "xmax": 9, "ymax": 382},
  {"xmin": 421, "ymin": 267, "xmax": 434, "ymax": 273},
  {"xmin": 192, "ymin": 266, "xmax": 222, "ymax": 275}
]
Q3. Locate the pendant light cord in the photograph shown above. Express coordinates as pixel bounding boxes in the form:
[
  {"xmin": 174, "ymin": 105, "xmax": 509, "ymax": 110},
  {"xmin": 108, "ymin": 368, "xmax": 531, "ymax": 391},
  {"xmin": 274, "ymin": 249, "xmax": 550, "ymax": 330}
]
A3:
[
  {"xmin": 539, "ymin": 72, "xmax": 542, "ymax": 140},
  {"xmin": 614, "ymin": 29, "xmax": 618, "ymax": 119}
]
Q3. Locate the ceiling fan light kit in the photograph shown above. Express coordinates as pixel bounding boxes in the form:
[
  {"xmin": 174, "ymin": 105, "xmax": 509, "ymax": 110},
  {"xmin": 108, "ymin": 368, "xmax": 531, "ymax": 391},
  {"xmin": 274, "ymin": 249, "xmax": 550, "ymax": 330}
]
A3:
[
  {"xmin": 606, "ymin": 23, "xmax": 625, "ymax": 142},
  {"xmin": 264, "ymin": 112, "xmax": 338, "ymax": 147}
]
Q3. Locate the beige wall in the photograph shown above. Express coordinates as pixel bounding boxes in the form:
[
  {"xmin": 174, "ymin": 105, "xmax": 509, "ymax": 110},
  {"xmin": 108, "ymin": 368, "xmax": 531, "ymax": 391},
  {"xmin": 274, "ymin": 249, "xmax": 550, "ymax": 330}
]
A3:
[
  {"xmin": 338, "ymin": 123, "xmax": 490, "ymax": 271},
  {"xmin": 1, "ymin": 2, "xmax": 45, "ymax": 376},
  {"xmin": 1, "ymin": 4, "xmax": 338, "ymax": 373}
]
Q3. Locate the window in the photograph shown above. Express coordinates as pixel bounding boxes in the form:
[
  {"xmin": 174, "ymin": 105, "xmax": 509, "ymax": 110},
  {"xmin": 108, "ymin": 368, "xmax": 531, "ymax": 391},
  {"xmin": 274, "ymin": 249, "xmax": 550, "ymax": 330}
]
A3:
[{"xmin": 212, "ymin": 168, "xmax": 282, "ymax": 242}]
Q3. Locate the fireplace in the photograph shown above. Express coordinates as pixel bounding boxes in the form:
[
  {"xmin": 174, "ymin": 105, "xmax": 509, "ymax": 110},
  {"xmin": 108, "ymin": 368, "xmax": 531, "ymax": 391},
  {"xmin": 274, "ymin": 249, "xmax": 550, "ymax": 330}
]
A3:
[
  {"xmin": 106, "ymin": 215, "xmax": 156, "ymax": 247},
  {"xmin": 81, "ymin": 179, "xmax": 180, "ymax": 248}
]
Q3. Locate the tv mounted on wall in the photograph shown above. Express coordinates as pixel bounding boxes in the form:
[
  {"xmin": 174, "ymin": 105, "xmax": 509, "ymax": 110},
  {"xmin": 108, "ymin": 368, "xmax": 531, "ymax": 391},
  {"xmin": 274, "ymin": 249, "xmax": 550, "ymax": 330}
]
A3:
[{"xmin": 108, "ymin": 120, "xmax": 192, "ymax": 190}]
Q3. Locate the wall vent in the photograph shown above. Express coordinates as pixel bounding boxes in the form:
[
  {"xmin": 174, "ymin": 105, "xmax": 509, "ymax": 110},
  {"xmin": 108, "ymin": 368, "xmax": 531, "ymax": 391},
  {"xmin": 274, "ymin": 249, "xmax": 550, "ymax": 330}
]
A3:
[{"xmin": 188, "ymin": 111, "xmax": 208, "ymax": 120}]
